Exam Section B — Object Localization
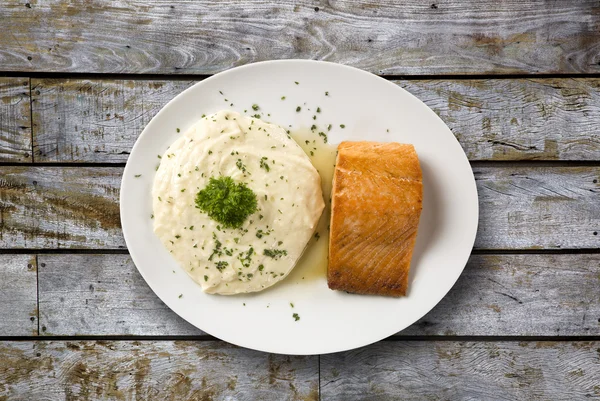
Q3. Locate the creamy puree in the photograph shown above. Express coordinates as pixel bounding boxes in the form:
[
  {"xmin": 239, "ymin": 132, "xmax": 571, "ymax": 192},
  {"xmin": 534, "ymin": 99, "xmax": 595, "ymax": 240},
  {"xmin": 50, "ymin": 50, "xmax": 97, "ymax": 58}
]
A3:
[{"xmin": 152, "ymin": 111, "xmax": 324, "ymax": 294}]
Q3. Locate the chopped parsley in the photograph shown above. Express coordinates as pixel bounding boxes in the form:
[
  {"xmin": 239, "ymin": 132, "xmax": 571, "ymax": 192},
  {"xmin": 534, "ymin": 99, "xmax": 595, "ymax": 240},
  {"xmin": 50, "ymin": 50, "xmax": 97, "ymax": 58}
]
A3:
[
  {"xmin": 318, "ymin": 132, "xmax": 328, "ymax": 143},
  {"xmin": 290, "ymin": 302, "xmax": 294, "ymax": 308},
  {"xmin": 209, "ymin": 233, "xmax": 223, "ymax": 261},
  {"xmin": 281, "ymin": 96, "xmax": 286, "ymax": 100},
  {"xmin": 236, "ymin": 159, "xmax": 247, "ymax": 173},
  {"xmin": 292, "ymin": 313, "xmax": 300, "ymax": 321},
  {"xmin": 258, "ymin": 264, "xmax": 264, "ymax": 271},
  {"xmin": 263, "ymin": 249, "xmax": 288, "ymax": 259},
  {"xmin": 178, "ymin": 294, "xmax": 183, "ymax": 299},
  {"xmin": 238, "ymin": 247, "xmax": 254, "ymax": 268},
  {"xmin": 296, "ymin": 106, "xmax": 301, "ymax": 112},
  {"xmin": 255, "ymin": 228, "xmax": 271, "ymax": 239},
  {"xmin": 215, "ymin": 261, "xmax": 229, "ymax": 271},
  {"xmin": 260, "ymin": 157, "xmax": 270, "ymax": 172},
  {"xmin": 134, "ymin": 174, "xmax": 141, "ymax": 178},
  {"xmin": 176, "ymin": 128, "xmax": 180, "ymax": 133},
  {"xmin": 325, "ymin": 91, "xmax": 329, "ymax": 96},
  {"xmin": 317, "ymin": 107, "xmax": 321, "ymax": 113},
  {"xmin": 204, "ymin": 275, "xmax": 208, "ymax": 282},
  {"xmin": 340, "ymin": 124, "xmax": 346, "ymax": 128},
  {"xmin": 252, "ymin": 104, "xmax": 260, "ymax": 111},
  {"xmin": 295, "ymin": 81, "xmax": 299, "ymax": 85},
  {"xmin": 195, "ymin": 177, "xmax": 257, "ymax": 229}
]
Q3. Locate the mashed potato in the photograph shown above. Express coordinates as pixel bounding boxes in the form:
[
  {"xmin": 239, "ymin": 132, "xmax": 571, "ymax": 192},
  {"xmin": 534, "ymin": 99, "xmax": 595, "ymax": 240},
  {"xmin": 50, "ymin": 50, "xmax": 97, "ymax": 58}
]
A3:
[{"xmin": 152, "ymin": 111, "xmax": 324, "ymax": 294}]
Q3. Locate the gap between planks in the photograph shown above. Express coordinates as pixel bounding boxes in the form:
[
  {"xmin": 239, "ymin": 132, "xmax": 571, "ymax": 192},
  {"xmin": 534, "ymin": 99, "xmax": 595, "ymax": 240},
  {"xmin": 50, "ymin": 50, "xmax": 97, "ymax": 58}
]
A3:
[
  {"xmin": 2, "ymin": 161, "xmax": 600, "ymax": 168},
  {"xmin": 2, "ymin": 335, "xmax": 600, "ymax": 342},
  {"xmin": 6, "ymin": 72, "xmax": 600, "ymax": 81}
]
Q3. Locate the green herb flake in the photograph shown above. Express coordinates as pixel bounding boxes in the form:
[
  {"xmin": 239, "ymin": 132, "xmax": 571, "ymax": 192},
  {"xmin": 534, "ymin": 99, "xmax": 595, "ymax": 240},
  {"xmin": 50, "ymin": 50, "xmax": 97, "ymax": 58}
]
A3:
[
  {"xmin": 293, "ymin": 313, "xmax": 300, "ymax": 321},
  {"xmin": 317, "ymin": 107, "xmax": 321, "ymax": 113},
  {"xmin": 260, "ymin": 157, "xmax": 271, "ymax": 172},
  {"xmin": 263, "ymin": 249, "xmax": 288, "ymax": 259},
  {"xmin": 252, "ymin": 104, "xmax": 259, "ymax": 111},
  {"xmin": 258, "ymin": 264, "xmax": 264, "ymax": 271},
  {"xmin": 176, "ymin": 128, "xmax": 180, "ymax": 133},
  {"xmin": 340, "ymin": 124, "xmax": 346, "ymax": 128},
  {"xmin": 236, "ymin": 159, "xmax": 247, "ymax": 173},
  {"xmin": 296, "ymin": 106, "xmax": 301, "ymax": 112},
  {"xmin": 204, "ymin": 275, "xmax": 208, "ymax": 282},
  {"xmin": 290, "ymin": 302, "xmax": 294, "ymax": 308},
  {"xmin": 208, "ymin": 150, "xmax": 213, "ymax": 155},
  {"xmin": 195, "ymin": 177, "xmax": 258, "ymax": 229},
  {"xmin": 215, "ymin": 261, "xmax": 229, "ymax": 271},
  {"xmin": 134, "ymin": 174, "xmax": 142, "ymax": 178},
  {"xmin": 295, "ymin": 81, "xmax": 299, "ymax": 85},
  {"xmin": 281, "ymin": 96, "xmax": 286, "ymax": 100},
  {"xmin": 178, "ymin": 294, "xmax": 183, "ymax": 299}
]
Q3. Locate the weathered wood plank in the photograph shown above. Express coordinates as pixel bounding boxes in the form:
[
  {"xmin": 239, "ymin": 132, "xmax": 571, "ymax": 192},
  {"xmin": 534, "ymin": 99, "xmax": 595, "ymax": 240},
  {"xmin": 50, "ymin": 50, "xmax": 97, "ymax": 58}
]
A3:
[
  {"xmin": 38, "ymin": 254, "xmax": 600, "ymax": 337},
  {"xmin": 31, "ymin": 79, "xmax": 194, "ymax": 162},
  {"xmin": 399, "ymin": 79, "xmax": 600, "ymax": 161},
  {"xmin": 0, "ymin": 167, "xmax": 123, "ymax": 249},
  {"xmin": 403, "ymin": 254, "xmax": 600, "ymax": 336},
  {"xmin": 1, "ymin": 166, "xmax": 598, "ymax": 250},
  {"xmin": 32, "ymin": 78, "xmax": 600, "ymax": 162},
  {"xmin": 320, "ymin": 341, "xmax": 600, "ymax": 400},
  {"xmin": 0, "ymin": 255, "xmax": 37, "ymax": 336},
  {"xmin": 475, "ymin": 167, "xmax": 600, "ymax": 250},
  {"xmin": 0, "ymin": 78, "xmax": 31, "ymax": 162},
  {"xmin": 0, "ymin": 341, "xmax": 319, "ymax": 400},
  {"xmin": 38, "ymin": 254, "xmax": 200, "ymax": 336},
  {"xmin": 2, "ymin": 1, "xmax": 600, "ymax": 75}
]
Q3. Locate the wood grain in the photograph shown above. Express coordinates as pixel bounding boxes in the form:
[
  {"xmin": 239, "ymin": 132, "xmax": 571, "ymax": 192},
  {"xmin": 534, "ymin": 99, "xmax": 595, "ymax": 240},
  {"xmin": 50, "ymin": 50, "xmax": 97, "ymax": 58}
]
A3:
[
  {"xmin": 32, "ymin": 78, "xmax": 600, "ymax": 162},
  {"xmin": 2, "ymin": 1, "xmax": 600, "ymax": 75},
  {"xmin": 31, "ymin": 79, "xmax": 194, "ymax": 162},
  {"xmin": 37, "ymin": 254, "xmax": 600, "ymax": 337},
  {"xmin": 38, "ymin": 254, "xmax": 200, "ymax": 336},
  {"xmin": 0, "ymin": 341, "xmax": 319, "ymax": 400},
  {"xmin": 399, "ymin": 78, "xmax": 600, "ymax": 161},
  {"xmin": 403, "ymin": 254, "xmax": 600, "ymax": 336},
  {"xmin": 0, "ymin": 167, "xmax": 123, "ymax": 249},
  {"xmin": 0, "ymin": 254, "xmax": 37, "ymax": 336},
  {"xmin": 475, "ymin": 167, "xmax": 600, "ymax": 250},
  {"xmin": 1, "ymin": 166, "xmax": 598, "ymax": 250},
  {"xmin": 0, "ymin": 78, "xmax": 31, "ymax": 162},
  {"xmin": 321, "ymin": 341, "xmax": 600, "ymax": 400}
]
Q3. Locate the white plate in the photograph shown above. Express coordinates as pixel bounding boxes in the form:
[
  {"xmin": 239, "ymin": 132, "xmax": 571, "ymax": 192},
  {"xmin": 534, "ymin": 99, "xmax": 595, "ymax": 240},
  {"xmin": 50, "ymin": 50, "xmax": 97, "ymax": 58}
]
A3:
[{"xmin": 120, "ymin": 60, "xmax": 478, "ymax": 355}]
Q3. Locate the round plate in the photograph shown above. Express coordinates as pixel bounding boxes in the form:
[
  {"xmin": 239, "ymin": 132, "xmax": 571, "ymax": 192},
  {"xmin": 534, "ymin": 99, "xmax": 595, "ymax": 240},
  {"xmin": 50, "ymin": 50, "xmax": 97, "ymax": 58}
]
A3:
[{"xmin": 120, "ymin": 60, "xmax": 478, "ymax": 355}]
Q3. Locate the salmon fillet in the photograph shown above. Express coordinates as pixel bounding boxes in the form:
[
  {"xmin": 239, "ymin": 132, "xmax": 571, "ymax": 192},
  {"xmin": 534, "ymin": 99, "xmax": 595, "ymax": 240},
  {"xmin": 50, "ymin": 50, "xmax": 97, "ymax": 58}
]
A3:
[{"xmin": 328, "ymin": 141, "xmax": 423, "ymax": 296}]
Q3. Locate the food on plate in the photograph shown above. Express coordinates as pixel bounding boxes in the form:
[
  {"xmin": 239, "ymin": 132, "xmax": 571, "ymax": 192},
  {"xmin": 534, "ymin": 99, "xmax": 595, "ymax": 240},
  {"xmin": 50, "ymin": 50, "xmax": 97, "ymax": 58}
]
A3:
[
  {"xmin": 327, "ymin": 141, "xmax": 423, "ymax": 297},
  {"xmin": 152, "ymin": 110, "xmax": 324, "ymax": 295}
]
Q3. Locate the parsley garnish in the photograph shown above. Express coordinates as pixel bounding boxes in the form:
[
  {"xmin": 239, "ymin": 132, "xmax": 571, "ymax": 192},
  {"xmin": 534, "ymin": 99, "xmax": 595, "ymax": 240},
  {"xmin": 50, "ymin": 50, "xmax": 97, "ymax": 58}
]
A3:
[
  {"xmin": 263, "ymin": 249, "xmax": 288, "ymax": 259},
  {"xmin": 260, "ymin": 157, "xmax": 270, "ymax": 172},
  {"xmin": 293, "ymin": 313, "xmax": 300, "ymax": 321},
  {"xmin": 215, "ymin": 261, "xmax": 229, "ymax": 271},
  {"xmin": 195, "ymin": 177, "xmax": 257, "ymax": 228}
]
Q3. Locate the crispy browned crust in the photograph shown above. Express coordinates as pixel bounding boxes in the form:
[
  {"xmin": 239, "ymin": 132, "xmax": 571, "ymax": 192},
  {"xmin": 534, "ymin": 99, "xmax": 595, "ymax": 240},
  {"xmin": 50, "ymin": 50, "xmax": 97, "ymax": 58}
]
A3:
[{"xmin": 327, "ymin": 141, "xmax": 423, "ymax": 297}]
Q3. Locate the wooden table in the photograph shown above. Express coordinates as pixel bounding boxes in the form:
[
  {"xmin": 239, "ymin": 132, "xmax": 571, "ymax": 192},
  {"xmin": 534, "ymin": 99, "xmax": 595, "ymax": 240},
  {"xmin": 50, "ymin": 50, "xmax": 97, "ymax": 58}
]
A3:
[{"xmin": 1, "ymin": 1, "xmax": 599, "ymax": 399}]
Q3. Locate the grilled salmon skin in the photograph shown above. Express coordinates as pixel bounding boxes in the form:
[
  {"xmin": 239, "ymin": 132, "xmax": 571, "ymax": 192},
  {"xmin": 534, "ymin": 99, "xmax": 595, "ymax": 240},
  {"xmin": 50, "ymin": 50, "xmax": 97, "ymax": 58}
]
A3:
[{"xmin": 328, "ymin": 141, "xmax": 423, "ymax": 297}]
